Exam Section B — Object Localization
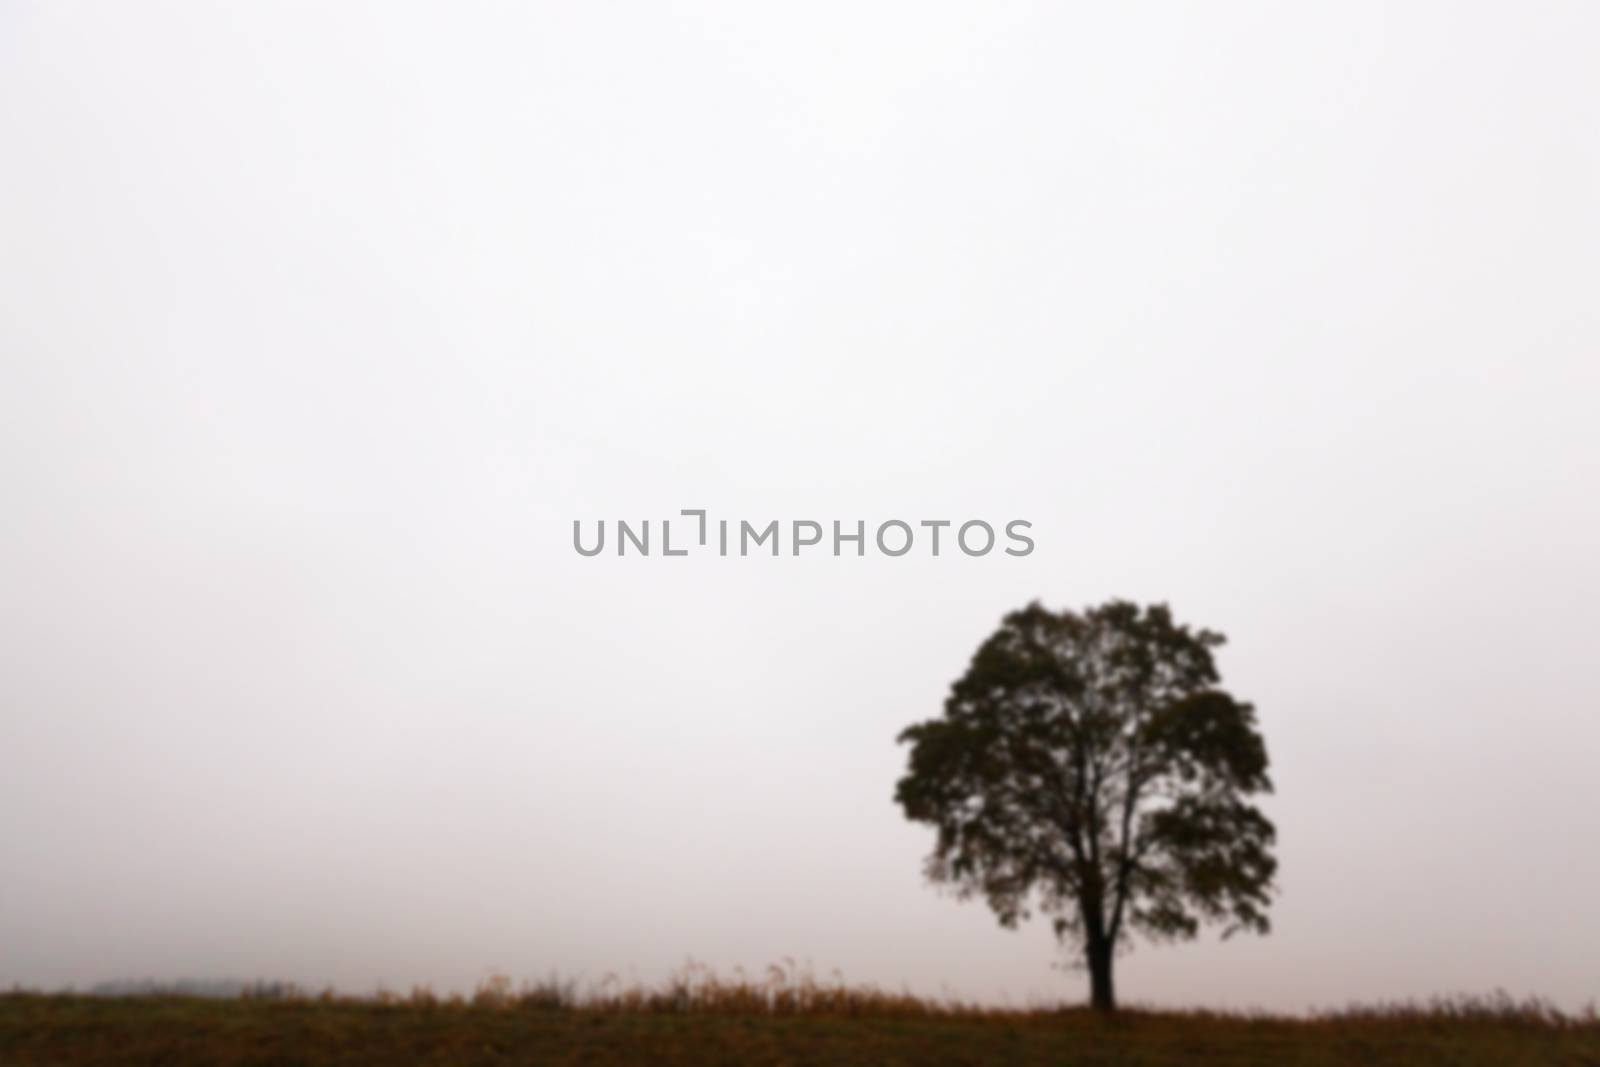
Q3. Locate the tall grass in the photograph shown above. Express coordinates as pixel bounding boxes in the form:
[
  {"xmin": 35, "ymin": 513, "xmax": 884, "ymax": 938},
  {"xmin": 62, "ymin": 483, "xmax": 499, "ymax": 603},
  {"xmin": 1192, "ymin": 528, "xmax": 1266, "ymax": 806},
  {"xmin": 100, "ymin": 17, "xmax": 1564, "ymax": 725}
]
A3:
[
  {"xmin": 207, "ymin": 962, "xmax": 1596, "ymax": 1031},
  {"xmin": 8, "ymin": 972, "xmax": 1598, "ymax": 1067},
  {"xmin": 363, "ymin": 959, "xmax": 1014, "ymax": 1019}
]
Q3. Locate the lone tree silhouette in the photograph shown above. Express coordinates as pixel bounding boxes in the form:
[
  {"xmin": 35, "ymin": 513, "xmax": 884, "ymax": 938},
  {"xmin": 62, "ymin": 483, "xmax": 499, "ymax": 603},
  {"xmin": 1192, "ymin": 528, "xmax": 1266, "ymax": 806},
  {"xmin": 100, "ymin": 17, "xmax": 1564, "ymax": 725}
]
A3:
[{"xmin": 895, "ymin": 600, "xmax": 1276, "ymax": 1012}]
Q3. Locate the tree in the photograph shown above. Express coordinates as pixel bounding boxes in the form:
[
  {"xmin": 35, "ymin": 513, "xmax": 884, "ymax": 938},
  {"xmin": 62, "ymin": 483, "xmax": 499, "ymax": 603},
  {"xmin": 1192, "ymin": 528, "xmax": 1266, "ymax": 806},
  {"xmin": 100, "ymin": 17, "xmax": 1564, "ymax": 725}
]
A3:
[{"xmin": 894, "ymin": 600, "xmax": 1276, "ymax": 1012}]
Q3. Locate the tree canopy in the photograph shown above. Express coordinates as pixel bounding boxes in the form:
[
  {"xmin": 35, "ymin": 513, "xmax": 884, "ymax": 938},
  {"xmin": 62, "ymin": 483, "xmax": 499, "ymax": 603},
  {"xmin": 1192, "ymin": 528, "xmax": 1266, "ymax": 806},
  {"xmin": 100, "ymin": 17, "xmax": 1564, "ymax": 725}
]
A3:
[{"xmin": 895, "ymin": 600, "xmax": 1276, "ymax": 1011}]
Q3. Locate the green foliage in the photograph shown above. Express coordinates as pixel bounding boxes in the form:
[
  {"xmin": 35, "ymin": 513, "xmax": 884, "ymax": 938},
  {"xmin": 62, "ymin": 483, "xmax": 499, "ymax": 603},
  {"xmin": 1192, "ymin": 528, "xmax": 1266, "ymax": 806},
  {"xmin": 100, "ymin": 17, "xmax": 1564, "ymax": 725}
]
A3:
[{"xmin": 896, "ymin": 600, "xmax": 1277, "ymax": 1007}]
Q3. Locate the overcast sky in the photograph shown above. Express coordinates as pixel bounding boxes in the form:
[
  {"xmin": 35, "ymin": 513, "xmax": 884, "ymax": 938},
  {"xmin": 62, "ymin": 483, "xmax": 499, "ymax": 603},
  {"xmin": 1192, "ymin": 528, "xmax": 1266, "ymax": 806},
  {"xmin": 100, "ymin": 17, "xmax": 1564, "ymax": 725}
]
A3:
[{"xmin": 2, "ymin": 2, "xmax": 1597, "ymax": 1011}]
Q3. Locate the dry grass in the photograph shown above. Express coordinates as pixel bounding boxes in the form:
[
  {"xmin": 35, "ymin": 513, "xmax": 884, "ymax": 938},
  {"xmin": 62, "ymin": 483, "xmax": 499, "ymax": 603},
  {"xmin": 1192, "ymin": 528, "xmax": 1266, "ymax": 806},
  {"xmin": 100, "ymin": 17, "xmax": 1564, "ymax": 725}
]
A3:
[{"xmin": 4, "ymin": 965, "xmax": 1597, "ymax": 1066}]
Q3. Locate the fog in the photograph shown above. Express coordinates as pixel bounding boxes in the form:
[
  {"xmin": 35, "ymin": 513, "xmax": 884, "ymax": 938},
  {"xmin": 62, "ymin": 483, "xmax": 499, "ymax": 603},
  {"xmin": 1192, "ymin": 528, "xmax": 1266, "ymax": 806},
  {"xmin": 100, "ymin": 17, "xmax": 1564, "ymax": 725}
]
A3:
[{"xmin": 2, "ymin": 2, "xmax": 1597, "ymax": 1010}]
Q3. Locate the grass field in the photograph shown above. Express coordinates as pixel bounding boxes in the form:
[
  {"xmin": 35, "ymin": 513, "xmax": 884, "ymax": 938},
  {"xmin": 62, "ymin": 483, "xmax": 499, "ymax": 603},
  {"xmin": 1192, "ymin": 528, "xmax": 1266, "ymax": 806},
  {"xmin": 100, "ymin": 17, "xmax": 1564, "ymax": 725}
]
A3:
[{"xmin": 3, "ymin": 975, "xmax": 1597, "ymax": 1067}]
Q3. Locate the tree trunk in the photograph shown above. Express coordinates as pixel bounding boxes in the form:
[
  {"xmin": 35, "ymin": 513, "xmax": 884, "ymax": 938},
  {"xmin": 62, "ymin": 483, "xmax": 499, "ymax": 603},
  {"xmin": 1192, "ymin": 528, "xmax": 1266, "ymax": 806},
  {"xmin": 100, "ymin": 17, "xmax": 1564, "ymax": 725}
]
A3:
[{"xmin": 1086, "ymin": 936, "xmax": 1115, "ymax": 1012}]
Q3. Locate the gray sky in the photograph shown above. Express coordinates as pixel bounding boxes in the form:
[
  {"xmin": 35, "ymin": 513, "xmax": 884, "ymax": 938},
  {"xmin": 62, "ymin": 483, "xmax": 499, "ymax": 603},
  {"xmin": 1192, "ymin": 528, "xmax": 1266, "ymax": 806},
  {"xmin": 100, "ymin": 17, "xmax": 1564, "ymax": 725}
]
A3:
[{"xmin": 2, "ymin": 1, "xmax": 1597, "ymax": 1011}]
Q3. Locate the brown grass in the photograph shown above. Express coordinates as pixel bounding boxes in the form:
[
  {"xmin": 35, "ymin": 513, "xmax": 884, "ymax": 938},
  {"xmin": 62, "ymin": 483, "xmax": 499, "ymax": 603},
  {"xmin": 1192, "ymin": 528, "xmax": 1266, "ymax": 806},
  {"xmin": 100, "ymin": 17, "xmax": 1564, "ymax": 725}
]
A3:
[{"xmin": 4, "ymin": 964, "xmax": 1597, "ymax": 1066}]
